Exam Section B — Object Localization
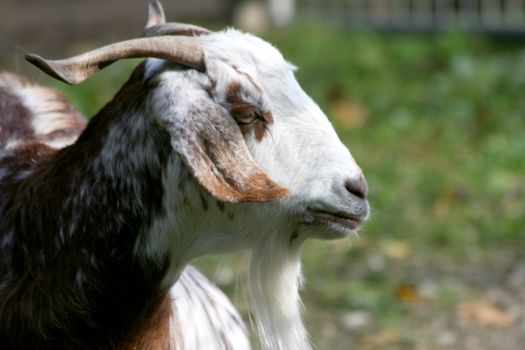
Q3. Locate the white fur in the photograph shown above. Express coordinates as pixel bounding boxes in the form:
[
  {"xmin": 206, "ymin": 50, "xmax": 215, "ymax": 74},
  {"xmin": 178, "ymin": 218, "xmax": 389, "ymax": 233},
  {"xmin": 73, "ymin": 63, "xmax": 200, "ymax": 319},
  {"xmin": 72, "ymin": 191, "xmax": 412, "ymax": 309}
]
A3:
[
  {"xmin": 248, "ymin": 232, "xmax": 309, "ymax": 350},
  {"xmin": 170, "ymin": 266, "xmax": 251, "ymax": 350}
]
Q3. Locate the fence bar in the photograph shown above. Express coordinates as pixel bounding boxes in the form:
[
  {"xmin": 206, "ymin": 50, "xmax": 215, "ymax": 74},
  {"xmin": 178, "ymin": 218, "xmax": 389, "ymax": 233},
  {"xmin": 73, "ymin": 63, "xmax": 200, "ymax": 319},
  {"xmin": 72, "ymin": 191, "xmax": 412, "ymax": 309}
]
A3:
[
  {"xmin": 504, "ymin": 0, "xmax": 525, "ymax": 27},
  {"xmin": 347, "ymin": 0, "xmax": 368, "ymax": 27},
  {"xmin": 389, "ymin": 0, "xmax": 409, "ymax": 27},
  {"xmin": 412, "ymin": 0, "xmax": 434, "ymax": 27},
  {"xmin": 481, "ymin": 0, "xmax": 503, "ymax": 28},
  {"xmin": 434, "ymin": 0, "xmax": 456, "ymax": 28},
  {"xmin": 459, "ymin": 0, "xmax": 479, "ymax": 28},
  {"xmin": 297, "ymin": 0, "xmax": 525, "ymax": 35}
]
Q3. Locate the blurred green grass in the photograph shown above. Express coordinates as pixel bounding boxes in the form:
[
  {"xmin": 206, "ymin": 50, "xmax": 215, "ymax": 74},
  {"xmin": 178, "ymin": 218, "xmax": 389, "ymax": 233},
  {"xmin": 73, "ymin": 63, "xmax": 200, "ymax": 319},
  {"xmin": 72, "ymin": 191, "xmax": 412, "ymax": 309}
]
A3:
[{"xmin": 49, "ymin": 26, "xmax": 525, "ymax": 349}]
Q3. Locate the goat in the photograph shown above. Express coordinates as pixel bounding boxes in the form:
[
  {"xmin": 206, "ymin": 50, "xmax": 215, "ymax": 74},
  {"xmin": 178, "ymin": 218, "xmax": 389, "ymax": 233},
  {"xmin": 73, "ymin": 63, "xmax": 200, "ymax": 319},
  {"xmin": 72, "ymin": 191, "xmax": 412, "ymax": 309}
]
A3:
[
  {"xmin": 0, "ymin": 1, "xmax": 369, "ymax": 349},
  {"xmin": 0, "ymin": 71, "xmax": 250, "ymax": 350}
]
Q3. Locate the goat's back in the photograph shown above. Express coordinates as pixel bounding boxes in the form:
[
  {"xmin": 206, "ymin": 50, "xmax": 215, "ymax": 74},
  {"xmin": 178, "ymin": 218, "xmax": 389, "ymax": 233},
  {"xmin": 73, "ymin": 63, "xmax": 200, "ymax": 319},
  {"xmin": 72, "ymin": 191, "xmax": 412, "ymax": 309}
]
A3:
[{"xmin": 0, "ymin": 73, "xmax": 86, "ymax": 153}]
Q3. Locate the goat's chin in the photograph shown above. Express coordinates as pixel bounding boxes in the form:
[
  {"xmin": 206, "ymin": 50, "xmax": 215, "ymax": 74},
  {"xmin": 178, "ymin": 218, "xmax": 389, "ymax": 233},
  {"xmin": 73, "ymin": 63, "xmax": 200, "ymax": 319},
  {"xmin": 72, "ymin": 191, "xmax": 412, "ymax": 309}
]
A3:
[
  {"xmin": 300, "ymin": 223, "xmax": 357, "ymax": 240},
  {"xmin": 248, "ymin": 233, "xmax": 311, "ymax": 350}
]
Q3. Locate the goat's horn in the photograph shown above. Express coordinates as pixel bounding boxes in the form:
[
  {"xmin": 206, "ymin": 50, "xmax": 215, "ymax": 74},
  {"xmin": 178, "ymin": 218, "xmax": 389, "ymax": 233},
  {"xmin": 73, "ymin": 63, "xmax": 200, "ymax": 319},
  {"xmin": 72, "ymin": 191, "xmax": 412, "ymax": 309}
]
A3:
[
  {"xmin": 145, "ymin": 0, "xmax": 211, "ymax": 37},
  {"xmin": 25, "ymin": 36, "xmax": 204, "ymax": 85},
  {"xmin": 146, "ymin": 0, "xmax": 166, "ymax": 28},
  {"xmin": 144, "ymin": 23, "xmax": 212, "ymax": 37}
]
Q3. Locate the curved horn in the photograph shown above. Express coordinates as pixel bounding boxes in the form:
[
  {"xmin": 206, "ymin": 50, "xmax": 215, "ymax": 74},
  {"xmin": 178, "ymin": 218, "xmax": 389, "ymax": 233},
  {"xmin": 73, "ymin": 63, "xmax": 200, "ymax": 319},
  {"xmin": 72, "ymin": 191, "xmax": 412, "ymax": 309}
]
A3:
[
  {"xmin": 25, "ymin": 36, "xmax": 204, "ymax": 85},
  {"xmin": 146, "ymin": 0, "xmax": 166, "ymax": 28},
  {"xmin": 145, "ymin": 0, "xmax": 211, "ymax": 37}
]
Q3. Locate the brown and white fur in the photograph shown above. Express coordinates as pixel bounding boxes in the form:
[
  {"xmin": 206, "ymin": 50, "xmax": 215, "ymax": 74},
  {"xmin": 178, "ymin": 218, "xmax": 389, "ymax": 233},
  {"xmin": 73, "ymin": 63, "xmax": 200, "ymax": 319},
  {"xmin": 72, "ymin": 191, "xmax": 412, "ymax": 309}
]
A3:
[
  {"xmin": 0, "ymin": 6, "xmax": 369, "ymax": 350},
  {"xmin": 0, "ymin": 73, "xmax": 250, "ymax": 349},
  {"xmin": 0, "ymin": 72, "xmax": 250, "ymax": 349},
  {"xmin": 0, "ymin": 72, "xmax": 86, "ymax": 152}
]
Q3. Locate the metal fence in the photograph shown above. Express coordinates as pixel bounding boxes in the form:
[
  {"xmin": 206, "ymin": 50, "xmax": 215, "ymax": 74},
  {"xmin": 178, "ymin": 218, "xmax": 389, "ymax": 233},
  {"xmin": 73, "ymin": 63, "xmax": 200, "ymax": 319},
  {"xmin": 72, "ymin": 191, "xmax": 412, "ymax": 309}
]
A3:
[{"xmin": 298, "ymin": 0, "xmax": 525, "ymax": 34}]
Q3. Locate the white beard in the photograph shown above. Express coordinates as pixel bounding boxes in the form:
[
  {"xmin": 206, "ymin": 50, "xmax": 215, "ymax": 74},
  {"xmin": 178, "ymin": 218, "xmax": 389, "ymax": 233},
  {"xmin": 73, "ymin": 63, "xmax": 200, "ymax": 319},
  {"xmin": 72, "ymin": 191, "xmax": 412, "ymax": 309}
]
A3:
[{"xmin": 248, "ymin": 233, "xmax": 311, "ymax": 350}]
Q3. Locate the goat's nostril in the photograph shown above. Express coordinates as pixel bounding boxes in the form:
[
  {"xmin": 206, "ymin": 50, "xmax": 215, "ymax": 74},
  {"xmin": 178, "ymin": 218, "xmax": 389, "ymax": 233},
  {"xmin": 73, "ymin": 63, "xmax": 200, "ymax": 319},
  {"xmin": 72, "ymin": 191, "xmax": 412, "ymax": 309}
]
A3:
[{"xmin": 344, "ymin": 177, "xmax": 368, "ymax": 200}]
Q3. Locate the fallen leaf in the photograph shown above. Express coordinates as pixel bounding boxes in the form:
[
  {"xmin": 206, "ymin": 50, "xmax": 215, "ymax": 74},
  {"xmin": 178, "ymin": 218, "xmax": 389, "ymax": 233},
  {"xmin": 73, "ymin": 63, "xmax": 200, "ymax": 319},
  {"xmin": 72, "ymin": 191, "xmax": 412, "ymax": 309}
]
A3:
[
  {"xmin": 380, "ymin": 240, "xmax": 410, "ymax": 260},
  {"xmin": 395, "ymin": 283, "xmax": 420, "ymax": 304},
  {"xmin": 359, "ymin": 330, "xmax": 400, "ymax": 350},
  {"xmin": 457, "ymin": 301, "xmax": 515, "ymax": 328},
  {"xmin": 433, "ymin": 186, "xmax": 470, "ymax": 218},
  {"xmin": 331, "ymin": 100, "xmax": 368, "ymax": 130}
]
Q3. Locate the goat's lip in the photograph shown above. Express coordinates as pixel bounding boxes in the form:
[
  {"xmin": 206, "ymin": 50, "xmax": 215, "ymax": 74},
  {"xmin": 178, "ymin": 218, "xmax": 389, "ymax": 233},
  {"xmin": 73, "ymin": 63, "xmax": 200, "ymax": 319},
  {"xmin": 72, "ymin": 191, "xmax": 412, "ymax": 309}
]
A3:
[{"xmin": 303, "ymin": 208, "xmax": 364, "ymax": 231}]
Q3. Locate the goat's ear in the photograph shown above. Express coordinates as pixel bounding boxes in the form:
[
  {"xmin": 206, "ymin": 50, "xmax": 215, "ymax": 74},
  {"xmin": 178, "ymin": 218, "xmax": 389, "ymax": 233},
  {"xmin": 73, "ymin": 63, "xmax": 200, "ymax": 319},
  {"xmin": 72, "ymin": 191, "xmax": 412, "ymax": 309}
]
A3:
[{"xmin": 158, "ymin": 82, "xmax": 289, "ymax": 203}]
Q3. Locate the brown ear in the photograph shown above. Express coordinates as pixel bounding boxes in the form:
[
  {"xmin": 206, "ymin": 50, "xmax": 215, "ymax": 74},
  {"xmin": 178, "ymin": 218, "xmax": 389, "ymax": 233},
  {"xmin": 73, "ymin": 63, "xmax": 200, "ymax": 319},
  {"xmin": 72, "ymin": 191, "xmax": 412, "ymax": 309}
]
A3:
[{"xmin": 162, "ymin": 83, "xmax": 289, "ymax": 203}]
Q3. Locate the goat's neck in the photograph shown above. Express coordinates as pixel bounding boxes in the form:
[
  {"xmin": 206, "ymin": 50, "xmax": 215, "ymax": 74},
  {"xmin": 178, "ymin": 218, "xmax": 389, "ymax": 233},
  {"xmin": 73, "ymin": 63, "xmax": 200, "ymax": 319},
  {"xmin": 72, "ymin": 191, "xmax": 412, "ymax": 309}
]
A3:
[{"xmin": 0, "ymin": 64, "xmax": 173, "ymax": 349}]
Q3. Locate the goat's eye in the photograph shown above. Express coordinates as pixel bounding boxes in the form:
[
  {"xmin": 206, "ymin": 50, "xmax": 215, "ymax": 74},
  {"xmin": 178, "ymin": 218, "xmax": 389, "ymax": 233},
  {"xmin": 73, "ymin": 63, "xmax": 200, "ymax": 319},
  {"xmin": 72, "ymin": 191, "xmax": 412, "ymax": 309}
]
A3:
[
  {"xmin": 229, "ymin": 103, "xmax": 272, "ymax": 141},
  {"xmin": 231, "ymin": 105, "xmax": 258, "ymax": 125},
  {"xmin": 235, "ymin": 111, "xmax": 258, "ymax": 125}
]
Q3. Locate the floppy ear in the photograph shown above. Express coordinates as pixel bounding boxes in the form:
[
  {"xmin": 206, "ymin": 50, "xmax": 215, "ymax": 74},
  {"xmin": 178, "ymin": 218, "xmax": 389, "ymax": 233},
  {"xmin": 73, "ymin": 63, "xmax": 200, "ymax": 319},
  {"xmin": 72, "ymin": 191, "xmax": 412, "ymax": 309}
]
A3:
[{"xmin": 154, "ymin": 73, "xmax": 289, "ymax": 203}]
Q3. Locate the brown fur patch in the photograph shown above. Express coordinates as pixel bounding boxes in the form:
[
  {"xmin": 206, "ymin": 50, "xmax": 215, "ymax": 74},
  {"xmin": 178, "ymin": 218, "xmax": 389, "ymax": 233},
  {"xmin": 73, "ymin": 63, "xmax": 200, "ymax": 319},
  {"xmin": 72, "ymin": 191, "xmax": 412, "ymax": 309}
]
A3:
[
  {"xmin": 165, "ymin": 78, "xmax": 288, "ymax": 203},
  {"xmin": 0, "ymin": 76, "xmax": 35, "ymax": 148},
  {"xmin": 0, "ymin": 72, "xmax": 87, "ymax": 150},
  {"xmin": 191, "ymin": 131, "xmax": 289, "ymax": 202},
  {"xmin": 121, "ymin": 295, "xmax": 172, "ymax": 350},
  {"xmin": 226, "ymin": 81, "xmax": 272, "ymax": 142}
]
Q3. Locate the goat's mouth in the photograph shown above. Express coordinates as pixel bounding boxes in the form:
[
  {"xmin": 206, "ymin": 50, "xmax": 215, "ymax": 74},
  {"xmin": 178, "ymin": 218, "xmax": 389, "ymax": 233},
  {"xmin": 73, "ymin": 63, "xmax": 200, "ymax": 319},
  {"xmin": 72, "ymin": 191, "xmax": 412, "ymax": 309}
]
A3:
[{"xmin": 302, "ymin": 208, "xmax": 364, "ymax": 238}]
